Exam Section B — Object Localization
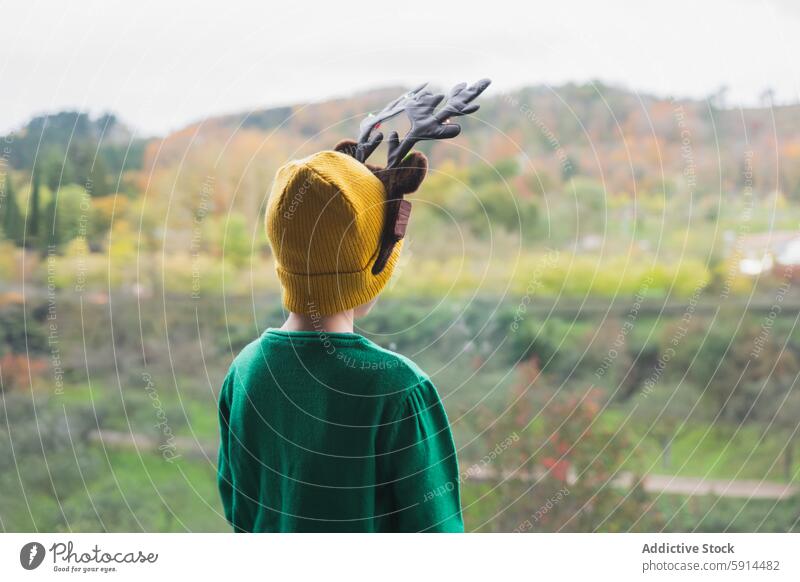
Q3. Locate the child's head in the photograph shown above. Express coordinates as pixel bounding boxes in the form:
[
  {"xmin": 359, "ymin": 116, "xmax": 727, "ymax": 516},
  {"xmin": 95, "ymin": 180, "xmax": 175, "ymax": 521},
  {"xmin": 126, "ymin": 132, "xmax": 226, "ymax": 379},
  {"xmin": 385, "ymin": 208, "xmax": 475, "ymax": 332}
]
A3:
[
  {"xmin": 265, "ymin": 150, "xmax": 423, "ymax": 317},
  {"xmin": 266, "ymin": 80, "xmax": 491, "ymax": 319}
]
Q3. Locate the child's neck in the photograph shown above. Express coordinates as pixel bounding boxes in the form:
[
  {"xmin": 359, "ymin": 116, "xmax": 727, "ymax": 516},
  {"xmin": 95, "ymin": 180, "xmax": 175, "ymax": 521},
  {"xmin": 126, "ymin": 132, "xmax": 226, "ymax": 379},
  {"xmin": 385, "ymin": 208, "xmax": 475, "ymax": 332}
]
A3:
[{"xmin": 281, "ymin": 311, "xmax": 355, "ymax": 334}]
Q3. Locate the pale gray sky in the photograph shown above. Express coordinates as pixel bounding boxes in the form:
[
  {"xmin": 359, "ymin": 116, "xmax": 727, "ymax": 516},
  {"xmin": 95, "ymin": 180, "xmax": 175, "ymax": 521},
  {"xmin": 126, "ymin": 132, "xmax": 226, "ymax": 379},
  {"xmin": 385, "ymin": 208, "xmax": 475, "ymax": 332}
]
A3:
[{"xmin": 0, "ymin": 0, "xmax": 797, "ymax": 136}]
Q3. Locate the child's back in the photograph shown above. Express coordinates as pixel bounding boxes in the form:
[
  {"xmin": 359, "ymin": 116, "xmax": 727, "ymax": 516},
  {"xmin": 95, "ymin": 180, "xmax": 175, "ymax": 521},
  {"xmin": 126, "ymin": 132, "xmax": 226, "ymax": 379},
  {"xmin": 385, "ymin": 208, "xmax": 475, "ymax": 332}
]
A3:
[
  {"xmin": 217, "ymin": 328, "xmax": 462, "ymax": 532},
  {"xmin": 216, "ymin": 147, "xmax": 467, "ymax": 532}
]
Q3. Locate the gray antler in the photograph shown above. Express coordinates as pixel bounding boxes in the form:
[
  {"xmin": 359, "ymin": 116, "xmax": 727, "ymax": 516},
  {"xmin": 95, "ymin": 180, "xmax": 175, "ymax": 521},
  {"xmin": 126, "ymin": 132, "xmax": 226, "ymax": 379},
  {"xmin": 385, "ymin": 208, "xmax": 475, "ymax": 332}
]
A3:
[
  {"xmin": 335, "ymin": 78, "xmax": 492, "ymax": 276},
  {"xmin": 354, "ymin": 83, "xmax": 428, "ymax": 163},
  {"xmin": 385, "ymin": 78, "xmax": 492, "ymax": 168}
]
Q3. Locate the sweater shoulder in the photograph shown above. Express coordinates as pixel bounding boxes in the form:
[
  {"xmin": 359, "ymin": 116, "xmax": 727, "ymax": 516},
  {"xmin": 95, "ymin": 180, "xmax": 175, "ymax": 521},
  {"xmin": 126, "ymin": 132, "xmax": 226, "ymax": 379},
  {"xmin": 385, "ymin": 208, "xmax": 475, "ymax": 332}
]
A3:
[
  {"xmin": 354, "ymin": 339, "xmax": 431, "ymax": 395},
  {"xmin": 229, "ymin": 334, "xmax": 269, "ymax": 373}
]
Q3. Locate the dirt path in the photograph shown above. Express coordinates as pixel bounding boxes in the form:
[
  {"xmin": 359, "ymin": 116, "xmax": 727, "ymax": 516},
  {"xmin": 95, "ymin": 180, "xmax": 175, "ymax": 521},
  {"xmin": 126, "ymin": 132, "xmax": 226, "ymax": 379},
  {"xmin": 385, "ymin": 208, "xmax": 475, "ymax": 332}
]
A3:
[
  {"xmin": 634, "ymin": 473, "xmax": 798, "ymax": 500},
  {"xmin": 441, "ymin": 464, "xmax": 799, "ymax": 500}
]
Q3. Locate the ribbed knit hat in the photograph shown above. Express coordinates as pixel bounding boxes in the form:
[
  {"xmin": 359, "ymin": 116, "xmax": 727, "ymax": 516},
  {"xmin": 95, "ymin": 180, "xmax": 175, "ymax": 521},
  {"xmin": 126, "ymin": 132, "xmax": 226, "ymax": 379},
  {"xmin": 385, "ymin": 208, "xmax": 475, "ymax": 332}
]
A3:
[{"xmin": 265, "ymin": 150, "xmax": 402, "ymax": 316}]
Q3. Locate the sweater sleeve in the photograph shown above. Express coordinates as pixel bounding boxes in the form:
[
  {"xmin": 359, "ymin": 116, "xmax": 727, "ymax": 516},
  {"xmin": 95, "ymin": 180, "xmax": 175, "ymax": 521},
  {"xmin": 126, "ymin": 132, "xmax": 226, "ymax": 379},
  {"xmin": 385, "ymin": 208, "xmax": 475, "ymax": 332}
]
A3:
[
  {"xmin": 379, "ymin": 379, "xmax": 464, "ymax": 532},
  {"xmin": 217, "ymin": 371, "xmax": 235, "ymax": 527}
]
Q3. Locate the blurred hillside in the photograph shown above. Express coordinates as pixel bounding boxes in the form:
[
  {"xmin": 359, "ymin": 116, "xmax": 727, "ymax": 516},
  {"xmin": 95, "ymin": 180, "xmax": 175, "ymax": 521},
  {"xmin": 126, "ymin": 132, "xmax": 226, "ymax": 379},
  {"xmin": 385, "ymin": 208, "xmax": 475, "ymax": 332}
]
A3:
[
  {"xmin": 1, "ymin": 82, "xmax": 799, "ymax": 299},
  {"xmin": 139, "ymin": 82, "xmax": 800, "ymax": 201},
  {"xmin": 6, "ymin": 82, "xmax": 800, "ymax": 201}
]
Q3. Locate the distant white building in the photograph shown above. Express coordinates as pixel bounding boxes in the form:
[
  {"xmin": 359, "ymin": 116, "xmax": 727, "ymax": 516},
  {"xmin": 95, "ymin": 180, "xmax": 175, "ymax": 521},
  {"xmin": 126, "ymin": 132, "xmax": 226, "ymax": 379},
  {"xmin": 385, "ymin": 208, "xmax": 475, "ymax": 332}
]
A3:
[{"xmin": 735, "ymin": 232, "xmax": 800, "ymax": 276}]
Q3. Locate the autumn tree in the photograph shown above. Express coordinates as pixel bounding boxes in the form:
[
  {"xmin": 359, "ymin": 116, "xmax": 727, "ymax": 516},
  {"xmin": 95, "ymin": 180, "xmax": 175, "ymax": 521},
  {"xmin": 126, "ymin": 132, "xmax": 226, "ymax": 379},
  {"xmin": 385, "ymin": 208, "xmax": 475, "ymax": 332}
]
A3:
[{"xmin": 471, "ymin": 362, "xmax": 661, "ymax": 532}]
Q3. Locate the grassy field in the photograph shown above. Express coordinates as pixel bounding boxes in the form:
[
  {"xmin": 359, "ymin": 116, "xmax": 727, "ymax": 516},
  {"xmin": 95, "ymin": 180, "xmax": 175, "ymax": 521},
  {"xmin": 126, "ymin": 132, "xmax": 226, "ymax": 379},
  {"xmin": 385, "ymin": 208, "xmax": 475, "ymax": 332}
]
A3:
[
  {"xmin": 3, "ymin": 294, "xmax": 800, "ymax": 532},
  {"xmin": 4, "ymin": 439, "xmax": 797, "ymax": 533}
]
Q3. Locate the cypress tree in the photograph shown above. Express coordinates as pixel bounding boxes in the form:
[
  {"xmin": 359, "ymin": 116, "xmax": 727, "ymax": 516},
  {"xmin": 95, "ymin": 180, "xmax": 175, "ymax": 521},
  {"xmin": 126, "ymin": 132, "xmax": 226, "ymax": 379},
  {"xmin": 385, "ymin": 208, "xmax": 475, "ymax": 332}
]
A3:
[
  {"xmin": 44, "ymin": 195, "xmax": 59, "ymax": 250},
  {"xmin": 28, "ymin": 168, "xmax": 41, "ymax": 246},
  {"xmin": 2, "ymin": 173, "xmax": 23, "ymax": 245}
]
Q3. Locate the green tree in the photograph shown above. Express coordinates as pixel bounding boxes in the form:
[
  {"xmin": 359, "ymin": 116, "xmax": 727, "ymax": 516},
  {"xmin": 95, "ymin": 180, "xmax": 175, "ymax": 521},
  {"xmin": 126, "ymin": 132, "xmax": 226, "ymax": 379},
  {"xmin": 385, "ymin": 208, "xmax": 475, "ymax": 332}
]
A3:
[
  {"xmin": 42, "ymin": 148, "xmax": 72, "ymax": 193},
  {"xmin": 561, "ymin": 154, "xmax": 579, "ymax": 181},
  {"xmin": 59, "ymin": 185, "xmax": 90, "ymax": 242},
  {"xmin": 27, "ymin": 169, "xmax": 41, "ymax": 246},
  {"xmin": 44, "ymin": 195, "xmax": 59, "ymax": 250},
  {"xmin": 1, "ymin": 174, "xmax": 23, "ymax": 245},
  {"xmin": 222, "ymin": 213, "xmax": 252, "ymax": 267},
  {"xmin": 569, "ymin": 176, "xmax": 606, "ymax": 233},
  {"xmin": 633, "ymin": 382, "xmax": 707, "ymax": 472},
  {"xmin": 42, "ymin": 184, "xmax": 89, "ymax": 251},
  {"xmin": 89, "ymin": 153, "xmax": 111, "ymax": 197}
]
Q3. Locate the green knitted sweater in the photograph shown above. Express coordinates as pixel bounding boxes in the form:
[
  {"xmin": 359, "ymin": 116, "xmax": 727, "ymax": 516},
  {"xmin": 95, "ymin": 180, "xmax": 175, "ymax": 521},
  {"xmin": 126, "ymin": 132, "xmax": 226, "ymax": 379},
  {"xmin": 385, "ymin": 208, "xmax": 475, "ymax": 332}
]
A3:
[{"xmin": 217, "ymin": 329, "xmax": 463, "ymax": 532}]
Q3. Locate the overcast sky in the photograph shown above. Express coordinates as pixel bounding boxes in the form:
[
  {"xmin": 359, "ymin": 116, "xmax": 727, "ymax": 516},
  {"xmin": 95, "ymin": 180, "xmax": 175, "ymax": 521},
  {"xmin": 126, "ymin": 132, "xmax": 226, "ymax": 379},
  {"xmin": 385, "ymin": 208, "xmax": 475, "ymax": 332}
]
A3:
[{"xmin": 0, "ymin": 0, "xmax": 797, "ymax": 136}]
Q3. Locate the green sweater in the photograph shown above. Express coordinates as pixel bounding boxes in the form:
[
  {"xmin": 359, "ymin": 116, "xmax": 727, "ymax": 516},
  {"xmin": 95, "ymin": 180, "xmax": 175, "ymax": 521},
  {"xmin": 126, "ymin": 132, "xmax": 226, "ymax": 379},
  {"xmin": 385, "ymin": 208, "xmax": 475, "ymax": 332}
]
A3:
[{"xmin": 217, "ymin": 329, "xmax": 463, "ymax": 532}]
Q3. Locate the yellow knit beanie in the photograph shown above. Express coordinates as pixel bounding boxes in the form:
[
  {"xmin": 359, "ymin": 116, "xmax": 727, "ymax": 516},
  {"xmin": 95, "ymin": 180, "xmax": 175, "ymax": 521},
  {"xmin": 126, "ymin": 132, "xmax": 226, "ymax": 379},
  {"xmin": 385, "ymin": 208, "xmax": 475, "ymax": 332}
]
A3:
[{"xmin": 265, "ymin": 150, "xmax": 402, "ymax": 316}]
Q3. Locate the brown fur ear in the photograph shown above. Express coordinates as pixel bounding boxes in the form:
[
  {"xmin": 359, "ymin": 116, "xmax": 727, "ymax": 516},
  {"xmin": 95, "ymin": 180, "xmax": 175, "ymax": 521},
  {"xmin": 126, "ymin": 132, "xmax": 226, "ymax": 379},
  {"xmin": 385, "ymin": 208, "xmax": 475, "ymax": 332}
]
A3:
[
  {"xmin": 379, "ymin": 152, "xmax": 428, "ymax": 196},
  {"xmin": 335, "ymin": 142, "xmax": 427, "ymax": 196},
  {"xmin": 369, "ymin": 152, "xmax": 428, "ymax": 276},
  {"xmin": 395, "ymin": 152, "xmax": 428, "ymax": 194},
  {"xmin": 333, "ymin": 139, "xmax": 358, "ymax": 157}
]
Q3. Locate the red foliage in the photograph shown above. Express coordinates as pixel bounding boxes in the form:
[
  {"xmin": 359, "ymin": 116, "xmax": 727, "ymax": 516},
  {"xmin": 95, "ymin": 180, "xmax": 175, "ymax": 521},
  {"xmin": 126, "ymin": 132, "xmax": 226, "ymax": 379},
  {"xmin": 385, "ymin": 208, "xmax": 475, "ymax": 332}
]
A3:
[
  {"xmin": 0, "ymin": 353, "xmax": 48, "ymax": 392},
  {"xmin": 541, "ymin": 455, "xmax": 571, "ymax": 482}
]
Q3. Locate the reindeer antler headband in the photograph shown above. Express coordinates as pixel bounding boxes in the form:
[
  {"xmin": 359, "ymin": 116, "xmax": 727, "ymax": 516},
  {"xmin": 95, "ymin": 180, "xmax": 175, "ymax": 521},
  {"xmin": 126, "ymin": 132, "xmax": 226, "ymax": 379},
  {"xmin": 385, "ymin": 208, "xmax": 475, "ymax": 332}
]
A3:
[{"xmin": 335, "ymin": 78, "xmax": 491, "ymax": 275}]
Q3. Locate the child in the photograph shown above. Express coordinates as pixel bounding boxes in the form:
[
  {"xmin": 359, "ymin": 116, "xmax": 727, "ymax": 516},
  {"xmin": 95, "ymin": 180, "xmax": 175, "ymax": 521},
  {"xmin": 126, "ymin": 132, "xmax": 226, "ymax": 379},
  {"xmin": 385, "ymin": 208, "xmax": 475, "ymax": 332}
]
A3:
[{"xmin": 217, "ymin": 81, "xmax": 490, "ymax": 532}]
